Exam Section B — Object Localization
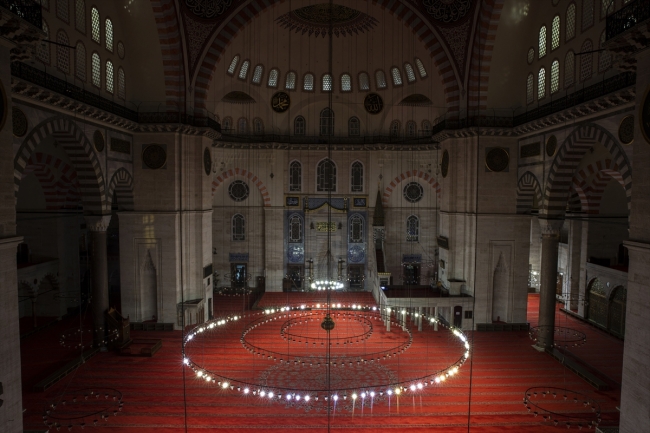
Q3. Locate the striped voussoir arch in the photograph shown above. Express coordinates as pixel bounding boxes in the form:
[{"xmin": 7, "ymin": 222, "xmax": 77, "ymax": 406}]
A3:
[
  {"xmin": 382, "ymin": 170, "xmax": 441, "ymax": 205},
  {"xmin": 14, "ymin": 117, "xmax": 107, "ymax": 214},
  {"xmin": 192, "ymin": 0, "xmax": 460, "ymax": 117},
  {"xmin": 23, "ymin": 161, "xmax": 80, "ymax": 209},
  {"xmin": 571, "ymin": 159, "xmax": 629, "ymax": 214},
  {"xmin": 150, "ymin": 0, "xmax": 185, "ymax": 109},
  {"xmin": 211, "ymin": 168, "xmax": 271, "ymax": 206},
  {"xmin": 515, "ymin": 171, "xmax": 542, "ymax": 214},
  {"xmin": 107, "ymin": 168, "xmax": 135, "ymax": 211},
  {"xmin": 567, "ymin": 186, "xmax": 584, "ymax": 213},
  {"xmin": 541, "ymin": 124, "xmax": 631, "ymax": 219}
]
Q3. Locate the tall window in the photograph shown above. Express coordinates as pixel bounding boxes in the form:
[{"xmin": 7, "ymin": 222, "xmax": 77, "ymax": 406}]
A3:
[
  {"xmin": 582, "ymin": 0, "xmax": 594, "ymax": 30},
  {"xmin": 222, "ymin": 117, "xmax": 232, "ymax": 132},
  {"xmin": 105, "ymin": 18, "xmax": 113, "ymax": 52},
  {"xmin": 565, "ymin": 50, "xmax": 575, "ymax": 87},
  {"xmin": 294, "ymin": 116, "xmax": 305, "ymax": 135},
  {"xmin": 405, "ymin": 63, "xmax": 416, "ymax": 82},
  {"xmin": 227, "ymin": 55, "xmax": 239, "ymax": 75},
  {"xmin": 415, "ymin": 58, "xmax": 427, "ymax": 78},
  {"xmin": 91, "ymin": 52, "xmax": 100, "ymax": 87},
  {"xmin": 598, "ymin": 31, "xmax": 612, "ymax": 72},
  {"xmin": 303, "ymin": 73, "xmax": 314, "ymax": 91},
  {"xmin": 289, "ymin": 161, "xmax": 302, "ymax": 192},
  {"xmin": 118, "ymin": 67, "xmax": 125, "ymax": 99},
  {"xmin": 57, "ymin": 0, "xmax": 69, "ymax": 22},
  {"xmin": 580, "ymin": 39, "xmax": 593, "ymax": 81},
  {"xmin": 421, "ymin": 120, "xmax": 432, "ymax": 136},
  {"xmin": 551, "ymin": 60, "xmax": 560, "ymax": 94},
  {"xmin": 390, "ymin": 120, "xmax": 400, "ymax": 137},
  {"xmin": 75, "ymin": 0, "xmax": 85, "ymax": 33},
  {"xmin": 375, "ymin": 70, "xmax": 387, "ymax": 89},
  {"xmin": 37, "ymin": 20, "xmax": 50, "ymax": 63},
  {"xmin": 406, "ymin": 121, "xmax": 417, "ymax": 137},
  {"xmin": 232, "ymin": 214, "xmax": 245, "ymax": 241},
  {"xmin": 320, "ymin": 108, "xmax": 334, "ymax": 136},
  {"xmin": 75, "ymin": 42, "xmax": 86, "ymax": 81},
  {"xmin": 285, "ymin": 71, "xmax": 296, "ymax": 90},
  {"xmin": 391, "ymin": 67, "xmax": 403, "ymax": 86},
  {"xmin": 539, "ymin": 26, "xmax": 547, "ymax": 58},
  {"xmin": 566, "ymin": 3, "xmax": 576, "ymax": 41},
  {"xmin": 551, "ymin": 16, "xmax": 561, "ymax": 50},
  {"xmin": 238, "ymin": 60, "xmax": 250, "ymax": 79},
  {"xmin": 538, "ymin": 67, "xmax": 546, "ymax": 100},
  {"xmin": 348, "ymin": 117, "xmax": 360, "ymax": 136},
  {"xmin": 91, "ymin": 7, "xmax": 100, "ymax": 43},
  {"xmin": 56, "ymin": 30, "xmax": 70, "ymax": 73},
  {"xmin": 252, "ymin": 65, "xmax": 263, "ymax": 84},
  {"xmin": 267, "ymin": 68, "xmax": 279, "ymax": 87},
  {"xmin": 349, "ymin": 214, "xmax": 364, "ymax": 243},
  {"xmin": 238, "ymin": 118, "xmax": 248, "ymax": 134},
  {"xmin": 406, "ymin": 215, "xmax": 419, "ymax": 242},
  {"xmin": 105, "ymin": 60, "xmax": 114, "ymax": 93},
  {"xmin": 317, "ymin": 159, "xmax": 336, "ymax": 192},
  {"xmin": 351, "ymin": 161, "xmax": 363, "ymax": 192},
  {"xmin": 601, "ymin": 0, "xmax": 615, "ymax": 18},
  {"xmin": 526, "ymin": 73, "xmax": 534, "ymax": 104},
  {"xmin": 322, "ymin": 74, "xmax": 333, "ymax": 92},
  {"xmin": 289, "ymin": 214, "xmax": 303, "ymax": 243},
  {"xmin": 341, "ymin": 73, "xmax": 351, "ymax": 91},
  {"xmin": 359, "ymin": 72, "xmax": 370, "ymax": 90},
  {"xmin": 253, "ymin": 118, "xmax": 263, "ymax": 135}
]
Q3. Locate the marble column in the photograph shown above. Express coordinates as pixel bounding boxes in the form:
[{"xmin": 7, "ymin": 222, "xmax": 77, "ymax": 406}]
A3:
[
  {"xmin": 537, "ymin": 218, "xmax": 563, "ymax": 350},
  {"xmin": 86, "ymin": 215, "xmax": 111, "ymax": 345}
]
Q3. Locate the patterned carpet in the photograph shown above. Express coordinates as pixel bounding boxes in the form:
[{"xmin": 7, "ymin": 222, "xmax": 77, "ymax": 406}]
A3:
[{"xmin": 20, "ymin": 294, "xmax": 623, "ymax": 432}]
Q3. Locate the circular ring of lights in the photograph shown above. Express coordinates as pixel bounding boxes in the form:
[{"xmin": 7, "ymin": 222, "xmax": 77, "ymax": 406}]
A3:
[
  {"xmin": 528, "ymin": 326, "xmax": 587, "ymax": 348},
  {"xmin": 43, "ymin": 388, "xmax": 124, "ymax": 431},
  {"xmin": 523, "ymin": 387, "xmax": 601, "ymax": 429},
  {"xmin": 279, "ymin": 311, "xmax": 373, "ymax": 345},
  {"xmin": 183, "ymin": 303, "xmax": 470, "ymax": 407},
  {"xmin": 310, "ymin": 279, "xmax": 344, "ymax": 291},
  {"xmin": 216, "ymin": 286, "xmax": 253, "ymax": 296},
  {"xmin": 59, "ymin": 327, "xmax": 120, "ymax": 350}
]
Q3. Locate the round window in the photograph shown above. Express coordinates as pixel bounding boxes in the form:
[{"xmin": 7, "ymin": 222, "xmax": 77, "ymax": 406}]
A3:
[
  {"xmin": 403, "ymin": 182, "xmax": 424, "ymax": 203},
  {"xmin": 228, "ymin": 180, "xmax": 249, "ymax": 202}
]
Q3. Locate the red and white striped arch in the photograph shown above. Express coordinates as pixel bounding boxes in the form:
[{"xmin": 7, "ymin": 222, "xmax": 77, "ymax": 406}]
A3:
[
  {"xmin": 382, "ymin": 170, "xmax": 441, "ymax": 205},
  {"xmin": 211, "ymin": 168, "xmax": 271, "ymax": 207}
]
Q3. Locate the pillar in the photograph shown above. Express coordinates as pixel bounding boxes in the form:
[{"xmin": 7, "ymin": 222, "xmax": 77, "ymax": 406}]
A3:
[
  {"xmin": 418, "ymin": 307, "xmax": 423, "ymax": 331},
  {"xmin": 434, "ymin": 306, "xmax": 439, "ymax": 331},
  {"xmin": 537, "ymin": 218, "xmax": 563, "ymax": 350},
  {"xmin": 86, "ymin": 215, "xmax": 111, "ymax": 345}
]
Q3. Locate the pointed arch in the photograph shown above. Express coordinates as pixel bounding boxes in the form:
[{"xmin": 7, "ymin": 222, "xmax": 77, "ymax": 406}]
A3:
[
  {"xmin": 211, "ymin": 168, "xmax": 271, "ymax": 206},
  {"xmin": 107, "ymin": 168, "xmax": 135, "ymax": 211},
  {"xmin": 571, "ymin": 159, "xmax": 629, "ymax": 214},
  {"xmin": 22, "ymin": 155, "xmax": 81, "ymax": 210},
  {"xmin": 516, "ymin": 171, "xmax": 543, "ymax": 214},
  {"xmin": 382, "ymin": 170, "xmax": 441, "ymax": 205}
]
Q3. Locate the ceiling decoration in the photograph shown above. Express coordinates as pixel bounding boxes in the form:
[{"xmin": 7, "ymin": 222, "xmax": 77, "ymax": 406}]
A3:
[
  {"xmin": 276, "ymin": 4, "xmax": 379, "ymax": 38},
  {"xmin": 222, "ymin": 91, "xmax": 256, "ymax": 104},
  {"xmin": 399, "ymin": 94, "xmax": 433, "ymax": 106},
  {"xmin": 183, "ymin": 14, "xmax": 218, "ymax": 73},
  {"xmin": 185, "ymin": 0, "xmax": 232, "ymax": 19},
  {"xmin": 422, "ymin": 0, "xmax": 472, "ymax": 23}
]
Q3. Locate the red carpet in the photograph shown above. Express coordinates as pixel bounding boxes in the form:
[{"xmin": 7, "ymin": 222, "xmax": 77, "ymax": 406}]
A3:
[{"xmin": 21, "ymin": 294, "xmax": 622, "ymax": 432}]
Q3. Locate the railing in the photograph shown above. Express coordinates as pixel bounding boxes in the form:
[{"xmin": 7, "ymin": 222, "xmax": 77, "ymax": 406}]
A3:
[
  {"xmin": 218, "ymin": 132, "xmax": 434, "ymax": 145},
  {"xmin": 0, "ymin": 0, "xmax": 42, "ymax": 29},
  {"xmin": 606, "ymin": 0, "xmax": 650, "ymax": 40}
]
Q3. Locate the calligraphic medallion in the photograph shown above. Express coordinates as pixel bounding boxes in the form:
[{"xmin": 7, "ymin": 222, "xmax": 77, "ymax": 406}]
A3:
[
  {"xmin": 364, "ymin": 93, "xmax": 383, "ymax": 115},
  {"xmin": 271, "ymin": 92, "xmax": 291, "ymax": 113}
]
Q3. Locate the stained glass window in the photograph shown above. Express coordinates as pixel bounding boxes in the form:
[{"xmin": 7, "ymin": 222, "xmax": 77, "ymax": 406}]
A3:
[
  {"xmin": 348, "ymin": 117, "xmax": 360, "ymax": 136},
  {"xmin": 580, "ymin": 39, "xmax": 593, "ymax": 81},
  {"xmin": 91, "ymin": 7, "xmax": 100, "ymax": 43},
  {"xmin": 75, "ymin": 42, "xmax": 86, "ymax": 81},
  {"xmin": 232, "ymin": 214, "xmax": 245, "ymax": 241},
  {"xmin": 359, "ymin": 72, "xmax": 370, "ymax": 90},
  {"xmin": 286, "ymin": 71, "xmax": 296, "ymax": 90},
  {"xmin": 391, "ymin": 67, "xmax": 403, "ymax": 86},
  {"xmin": 405, "ymin": 63, "xmax": 416, "ymax": 82},
  {"xmin": 91, "ymin": 52, "xmax": 100, "ymax": 87},
  {"xmin": 551, "ymin": 60, "xmax": 560, "ymax": 94},
  {"xmin": 289, "ymin": 161, "xmax": 302, "ymax": 191},
  {"xmin": 238, "ymin": 60, "xmax": 249, "ymax": 79},
  {"xmin": 322, "ymin": 74, "xmax": 332, "ymax": 92},
  {"xmin": 105, "ymin": 60, "xmax": 114, "ymax": 93},
  {"xmin": 341, "ymin": 74, "xmax": 351, "ymax": 91},
  {"xmin": 56, "ymin": 30, "xmax": 70, "ymax": 73},
  {"xmin": 118, "ymin": 67, "xmax": 125, "ymax": 99},
  {"xmin": 75, "ymin": 0, "xmax": 85, "ymax": 33},
  {"xmin": 289, "ymin": 215, "xmax": 302, "ymax": 243},
  {"xmin": 227, "ymin": 55, "xmax": 239, "ymax": 75},
  {"xmin": 566, "ymin": 3, "xmax": 576, "ymax": 41},
  {"xmin": 415, "ymin": 58, "xmax": 427, "ymax": 77},
  {"xmin": 351, "ymin": 162, "xmax": 363, "ymax": 192},
  {"xmin": 349, "ymin": 214, "xmax": 364, "ymax": 243},
  {"xmin": 105, "ymin": 18, "xmax": 113, "ymax": 52},
  {"xmin": 375, "ymin": 70, "xmax": 387, "ymax": 89},
  {"xmin": 539, "ymin": 26, "xmax": 547, "ymax": 58},
  {"xmin": 565, "ymin": 50, "xmax": 575, "ymax": 87},
  {"xmin": 552, "ymin": 16, "xmax": 561, "ymax": 50},
  {"xmin": 268, "ymin": 68, "xmax": 279, "ymax": 87},
  {"xmin": 526, "ymin": 73, "xmax": 534, "ymax": 104},
  {"xmin": 538, "ymin": 67, "xmax": 546, "ymax": 99},
  {"xmin": 406, "ymin": 215, "xmax": 419, "ymax": 242},
  {"xmin": 317, "ymin": 158, "xmax": 336, "ymax": 192},
  {"xmin": 252, "ymin": 65, "xmax": 263, "ymax": 84}
]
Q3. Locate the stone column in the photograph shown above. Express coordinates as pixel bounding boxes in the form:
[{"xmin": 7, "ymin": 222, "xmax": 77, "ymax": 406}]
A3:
[
  {"xmin": 537, "ymin": 218, "xmax": 563, "ymax": 350},
  {"xmin": 418, "ymin": 307, "xmax": 423, "ymax": 331},
  {"xmin": 434, "ymin": 306, "xmax": 439, "ymax": 331},
  {"xmin": 86, "ymin": 215, "xmax": 111, "ymax": 345}
]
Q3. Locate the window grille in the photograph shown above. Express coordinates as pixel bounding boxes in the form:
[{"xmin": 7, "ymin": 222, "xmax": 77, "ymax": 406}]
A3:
[
  {"xmin": 232, "ymin": 214, "xmax": 245, "ymax": 241},
  {"xmin": 348, "ymin": 117, "xmax": 360, "ymax": 136},
  {"xmin": 406, "ymin": 121, "xmax": 416, "ymax": 137},
  {"xmin": 37, "ymin": 20, "xmax": 50, "ymax": 63},
  {"xmin": 117, "ymin": 41, "xmax": 125, "ymax": 59},
  {"xmin": 551, "ymin": 16, "xmax": 560, "ymax": 50},
  {"xmin": 390, "ymin": 120, "xmax": 400, "ymax": 137},
  {"xmin": 303, "ymin": 73, "xmax": 314, "ymax": 91},
  {"xmin": 239, "ymin": 60, "xmax": 249, "ymax": 79},
  {"xmin": 320, "ymin": 108, "xmax": 334, "ymax": 136},
  {"xmin": 406, "ymin": 216, "xmax": 419, "ymax": 242},
  {"xmin": 580, "ymin": 39, "xmax": 593, "ymax": 82},
  {"xmin": 375, "ymin": 70, "xmax": 387, "ymax": 89},
  {"xmin": 57, "ymin": 0, "xmax": 69, "ymax": 22},
  {"xmin": 526, "ymin": 73, "xmax": 534, "ymax": 104},
  {"xmin": 582, "ymin": 0, "xmax": 594, "ymax": 30},
  {"xmin": 341, "ymin": 74, "xmax": 351, "ymax": 91},
  {"xmin": 538, "ymin": 67, "xmax": 546, "ymax": 99},
  {"xmin": 105, "ymin": 18, "xmax": 113, "ymax": 52},
  {"xmin": 229, "ymin": 181, "xmax": 249, "ymax": 202},
  {"xmin": 106, "ymin": 60, "xmax": 114, "ymax": 93},
  {"xmin": 56, "ymin": 30, "xmax": 70, "ymax": 73},
  {"xmin": 415, "ymin": 58, "xmax": 427, "ymax": 77},
  {"xmin": 286, "ymin": 71, "xmax": 296, "ymax": 90},
  {"xmin": 598, "ymin": 31, "xmax": 611, "ymax": 72},
  {"xmin": 317, "ymin": 159, "xmax": 336, "ymax": 192},
  {"xmin": 565, "ymin": 51, "xmax": 575, "ymax": 87},
  {"xmin": 268, "ymin": 68, "xmax": 279, "ymax": 87},
  {"xmin": 391, "ymin": 67, "xmax": 403, "ymax": 85},
  {"xmin": 566, "ymin": 3, "xmax": 576, "ymax": 40},
  {"xmin": 351, "ymin": 162, "xmax": 363, "ymax": 192},
  {"xmin": 539, "ymin": 26, "xmax": 547, "ymax": 58},
  {"xmin": 294, "ymin": 116, "xmax": 305, "ymax": 136},
  {"xmin": 227, "ymin": 55, "xmax": 239, "ymax": 75},
  {"xmin": 75, "ymin": 0, "xmax": 85, "ymax": 33},
  {"xmin": 75, "ymin": 42, "xmax": 86, "ymax": 81},
  {"xmin": 359, "ymin": 72, "xmax": 370, "ymax": 90},
  {"xmin": 551, "ymin": 60, "xmax": 560, "ymax": 94},
  {"xmin": 91, "ymin": 7, "xmax": 100, "ymax": 43},
  {"xmin": 527, "ymin": 47, "xmax": 535, "ymax": 64},
  {"xmin": 91, "ymin": 52, "xmax": 100, "ymax": 87},
  {"xmin": 118, "ymin": 67, "xmax": 125, "ymax": 99},
  {"xmin": 289, "ymin": 161, "xmax": 302, "ymax": 192},
  {"xmin": 405, "ymin": 63, "xmax": 416, "ymax": 82},
  {"xmin": 252, "ymin": 65, "xmax": 263, "ymax": 83},
  {"xmin": 404, "ymin": 182, "xmax": 424, "ymax": 203},
  {"xmin": 289, "ymin": 215, "xmax": 303, "ymax": 243},
  {"xmin": 222, "ymin": 117, "xmax": 232, "ymax": 132},
  {"xmin": 349, "ymin": 214, "xmax": 364, "ymax": 243},
  {"xmin": 322, "ymin": 74, "xmax": 333, "ymax": 92},
  {"xmin": 601, "ymin": 0, "xmax": 614, "ymax": 17}
]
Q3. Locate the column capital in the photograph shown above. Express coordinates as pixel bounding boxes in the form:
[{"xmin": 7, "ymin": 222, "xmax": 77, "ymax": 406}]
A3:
[
  {"xmin": 538, "ymin": 218, "xmax": 564, "ymax": 237},
  {"xmin": 85, "ymin": 215, "xmax": 112, "ymax": 232}
]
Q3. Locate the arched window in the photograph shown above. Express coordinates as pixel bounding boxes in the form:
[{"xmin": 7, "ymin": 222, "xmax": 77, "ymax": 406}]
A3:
[
  {"xmin": 580, "ymin": 39, "xmax": 593, "ymax": 82},
  {"xmin": 91, "ymin": 52, "xmax": 100, "ymax": 87},
  {"xmin": 289, "ymin": 214, "xmax": 303, "ymax": 243},
  {"xmin": 351, "ymin": 161, "xmax": 363, "ymax": 192},
  {"xmin": 118, "ymin": 67, "xmax": 125, "ymax": 99},
  {"xmin": 294, "ymin": 116, "xmax": 305, "ymax": 136},
  {"xmin": 349, "ymin": 214, "xmax": 364, "ymax": 243},
  {"xmin": 285, "ymin": 71, "xmax": 296, "ymax": 90},
  {"xmin": 526, "ymin": 73, "xmax": 534, "ymax": 104},
  {"xmin": 289, "ymin": 160, "xmax": 302, "ymax": 192},
  {"xmin": 105, "ymin": 60, "xmax": 114, "ymax": 93},
  {"xmin": 56, "ymin": 30, "xmax": 70, "ymax": 73},
  {"xmin": 375, "ymin": 70, "xmax": 387, "ymax": 89},
  {"xmin": 253, "ymin": 118, "xmax": 264, "ymax": 135},
  {"xmin": 406, "ymin": 121, "xmax": 417, "ymax": 137},
  {"xmin": 303, "ymin": 73, "xmax": 314, "ymax": 91},
  {"xmin": 238, "ymin": 60, "xmax": 250, "ymax": 79},
  {"xmin": 117, "ymin": 40, "xmax": 125, "ymax": 58},
  {"xmin": 565, "ymin": 50, "xmax": 575, "ymax": 87},
  {"xmin": 358, "ymin": 72, "xmax": 370, "ymax": 91},
  {"xmin": 406, "ymin": 215, "xmax": 419, "ymax": 242},
  {"xmin": 322, "ymin": 74, "xmax": 333, "ymax": 92},
  {"xmin": 317, "ymin": 158, "xmax": 336, "ymax": 192},
  {"xmin": 57, "ymin": 0, "xmax": 69, "ymax": 22},
  {"xmin": 415, "ymin": 58, "xmax": 427, "ymax": 78},
  {"xmin": 75, "ymin": 42, "xmax": 86, "ymax": 81},
  {"xmin": 320, "ymin": 108, "xmax": 334, "ymax": 136},
  {"xmin": 602, "ymin": 0, "xmax": 615, "ymax": 18},
  {"xmin": 341, "ymin": 73, "xmax": 351, "ymax": 92},
  {"xmin": 538, "ymin": 67, "xmax": 546, "ymax": 100},
  {"xmin": 37, "ymin": 20, "xmax": 50, "ymax": 63},
  {"xmin": 539, "ymin": 26, "xmax": 547, "ymax": 58},
  {"xmin": 421, "ymin": 120, "xmax": 432, "ymax": 135},
  {"xmin": 551, "ymin": 60, "xmax": 560, "ymax": 94},
  {"xmin": 598, "ymin": 31, "xmax": 611, "ymax": 72},
  {"xmin": 582, "ymin": 0, "xmax": 594, "ymax": 30},
  {"xmin": 551, "ymin": 15, "xmax": 561, "ymax": 50},
  {"xmin": 227, "ymin": 55, "xmax": 239, "ymax": 75},
  {"xmin": 91, "ymin": 7, "xmax": 100, "ymax": 43},
  {"xmin": 389, "ymin": 120, "xmax": 400, "ymax": 137},
  {"xmin": 267, "ymin": 68, "xmax": 279, "ymax": 87},
  {"xmin": 566, "ymin": 3, "xmax": 576, "ymax": 41},
  {"xmin": 252, "ymin": 65, "xmax": 263, "ymax": 84},
  {"xmin": 232, "ymin": 214, "xmax": 245, "ymax": 241},
  {"xmin": 391, "ymin": 67, "xmax": 403, "ymax": 86},
  {"xmin": 348, "ymin": 117, "xmax": 360, "ymax": 136},
  {"xmin": 75, "ymin": 0, "xmax": 85, "ymax": 33},
  {"xmin": 105, "ymin": 18, "xmax": 113, "ymax": 51},
  {"xmin": 237, "ymin": 118, "xmax": 248, "ymax": 134},
  {"xmin": 404, "ymin": 63, "xmax": 416, "ymax": 82},
  {"xmin": 222, "ymin": 117, "xmax": 232, "ymax": 132}
]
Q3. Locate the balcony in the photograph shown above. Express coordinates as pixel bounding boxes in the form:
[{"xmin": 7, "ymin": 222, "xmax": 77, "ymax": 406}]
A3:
[
  {"xmin": 606, "ymin": 0, "xmax": 650, "ymax": 40},
  {"xmin": 0, "ymin": 0, "xmax": 42, "ymax": 29}
]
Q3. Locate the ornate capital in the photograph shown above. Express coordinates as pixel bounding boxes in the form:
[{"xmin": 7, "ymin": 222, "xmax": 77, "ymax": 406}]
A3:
[
  {"xmin": 538, "ymin": 218, "xmax": 564, "ymax": 237},
  {"xmin": 85, "ymin": 215, "xmax": 112, "ymax": 232}
]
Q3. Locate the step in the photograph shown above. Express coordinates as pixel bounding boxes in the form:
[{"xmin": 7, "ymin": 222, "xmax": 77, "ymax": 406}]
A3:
[
  {"xmin": 548, "ymin": 348, "xmax": 609, "ymax": 391},
  {"xmin": 33, "ymin": 348, "xmax": 99, "ymax": 392}
]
